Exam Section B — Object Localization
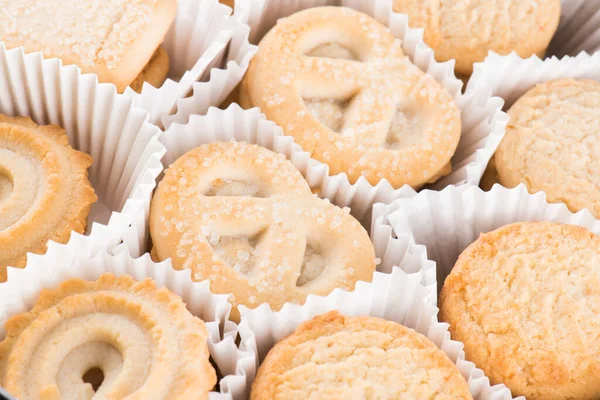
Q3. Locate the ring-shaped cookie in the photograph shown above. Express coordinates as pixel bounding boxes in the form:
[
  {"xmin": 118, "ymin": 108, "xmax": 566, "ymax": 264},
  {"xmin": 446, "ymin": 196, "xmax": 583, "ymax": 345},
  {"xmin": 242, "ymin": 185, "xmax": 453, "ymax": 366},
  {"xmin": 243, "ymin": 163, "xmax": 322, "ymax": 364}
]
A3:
[
  {"xmin": 0, "ymin": 274, "xmax": 216, "ymax": 399},
  {"xmin": 0, "ymin": 115, "xmax": 96, "ymax": 281},
  {"xmin": 150, "ymin": 141, "xmax": 376, "ymax": 321},
  {"xmin": 240, "ymin": 6, "xmax": 461, "ymax": 189}
]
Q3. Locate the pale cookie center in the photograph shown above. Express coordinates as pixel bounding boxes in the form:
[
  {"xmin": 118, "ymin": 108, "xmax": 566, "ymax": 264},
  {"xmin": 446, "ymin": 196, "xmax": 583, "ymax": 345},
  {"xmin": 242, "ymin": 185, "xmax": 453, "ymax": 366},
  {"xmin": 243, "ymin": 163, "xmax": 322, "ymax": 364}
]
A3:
[
  {"xmin": 297, "ymin": 244, "xmax": 326, "ymax": 286},
  {"xmin": 385, "ymin": 106, "xmax": 423, "ymax": 149},
  {"xmin": 205, "ymin": 178, "xmax": 262, "ymax": 197},
  {"xmin": 306, "ymin": 43, "xmax": 359, "ymax": 61},
  {"xmin": 304, "ymin": 98, "xmax": 352, "ymax": 133},
  {"xmin": 0, "ymin": 168, "xmax": 13, "ymax": 207},
  {"xmin": 209, "ymin": 232, "xmax": 263, "ymax": 275}
]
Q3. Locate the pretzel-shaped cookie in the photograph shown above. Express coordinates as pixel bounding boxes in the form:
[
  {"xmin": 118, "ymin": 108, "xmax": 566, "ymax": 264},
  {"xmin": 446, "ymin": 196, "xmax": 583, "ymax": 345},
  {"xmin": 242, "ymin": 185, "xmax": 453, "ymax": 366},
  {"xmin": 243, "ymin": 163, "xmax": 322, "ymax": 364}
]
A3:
[
  {"xmin": 150, "ymin": 141, "xmax": 376, "ymax": 321},
  {"xmin": 0, "ymin": 115, "xmax": 96, "ymax": 281},
  {"xmin": 240, "ymin": 6, "xmax": 461, "ymax": 189}
]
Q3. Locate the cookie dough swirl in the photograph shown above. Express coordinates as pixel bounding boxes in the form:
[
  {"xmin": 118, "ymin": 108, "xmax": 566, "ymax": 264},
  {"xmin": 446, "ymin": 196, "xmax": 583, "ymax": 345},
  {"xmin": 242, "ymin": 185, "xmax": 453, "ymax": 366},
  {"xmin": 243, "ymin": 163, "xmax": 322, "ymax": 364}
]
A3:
[
  {"xmin": 0, "ymin": 274, "xmax": 216, "ymax": 399},
  {"xmin": 0, "ymin": 115, "xmax": 96, "ymax": 281}
]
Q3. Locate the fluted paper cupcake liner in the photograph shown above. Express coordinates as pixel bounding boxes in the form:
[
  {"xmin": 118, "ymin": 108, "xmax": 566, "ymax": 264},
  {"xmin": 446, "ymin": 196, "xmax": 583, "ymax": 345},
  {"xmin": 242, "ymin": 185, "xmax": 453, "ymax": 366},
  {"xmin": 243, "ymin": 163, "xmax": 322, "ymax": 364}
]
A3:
[
  {"xmin": 123, "ymin": 0, "xmax": 257, "ymax": 129},
  {"xmin": 0, "ymin": 239, "xmax": 255, "ymax": 399},
  {"xmin": 384, "ymin": 184, "xmax": 600, "ymax": 298},
  {"xmin": 232, "ymin": 0, "xmax": 508, "ymax": 192},
  {"xmin": 547, "ymin": 0, "xmax": 600, "ymax": 58},
  {"xmin": 0, "ymin": 44, "xmax": 166, "ymax": 262},
  {"xmin": 159, "ymin": 103, "xmax": 435, "ymax": 298},
  {"xmin": 467, "ymin": 51, "xmax": 600, "ymax": 111},
  {"xmin": 237, "ymin": 266, "xmax": 515, "ymax": 400}
]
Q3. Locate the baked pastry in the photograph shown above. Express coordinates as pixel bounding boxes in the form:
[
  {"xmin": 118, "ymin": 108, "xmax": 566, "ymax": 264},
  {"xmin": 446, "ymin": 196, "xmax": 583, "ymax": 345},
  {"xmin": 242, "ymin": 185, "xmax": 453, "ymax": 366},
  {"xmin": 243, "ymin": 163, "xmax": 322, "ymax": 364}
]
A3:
[
  {"xmin": 1, "ymin": 0, "xmax": 177, "ymax": 93},
  {"xmin": 219, "ymin": 0, "xmax": 235, "ymax": 8},
  {"xmin": 150, "ymin": 141, "xmax": 376, "ymax": 322},
  {"xmin": 129, "ymin": 46, "xmax": 170, "ymax": 93},
  {"xmin": 494, "ymin": 79, "xmax": 600, "ymax": 217},
  {"xmin": 392, "ymin": 0, "xmax": 561, "ymax": 77},
  {"xmin": 239, "ymin": 7, "xmax": 461, "ymax": 189},
  {"xmin": 440, "ymin": 221, "xmax": 600, "ymax": 399},
  {"xmin": 0, "ymin": 115, "xmax": 96, "ymax": 282},
  {"xmin": 251, "ymin": 311, "xmax": 472, "ymax": 399},
  {"xmin": 0, "ymin": 274, "xmax": 216, "ymax": 399}
]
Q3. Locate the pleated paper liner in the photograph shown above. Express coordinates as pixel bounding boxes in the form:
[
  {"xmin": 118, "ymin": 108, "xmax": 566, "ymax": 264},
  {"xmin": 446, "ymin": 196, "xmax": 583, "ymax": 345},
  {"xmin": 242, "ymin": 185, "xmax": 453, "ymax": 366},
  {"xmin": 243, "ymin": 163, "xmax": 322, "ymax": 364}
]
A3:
[
  {"xmin": 231, "ymin": 0, "xmax": 508, "ymax": 193},
  {"xmin": 383, "ymin": 184, "xmax": 600, "ymax": 298},
  {"xmin": 0, "ymin": 44, "xmax": 166, "ymax": 261},
  {"xmin": 547, "ymin": 0, "xmax": 600, "ymax": 58},
  {"xmin": 124, "ymin": 0, "xmax": 258, "ymax": 129},
  {"xmin": 237, "ymin": 266, "xmax": 515, "ymax": 400},
  {"xmin": 0, "ymin": 240, "xmax": 255, "ymax": 399},
  {"xmin": 159, "ymin": 104, "xmax": 436, "ymax": 296}
]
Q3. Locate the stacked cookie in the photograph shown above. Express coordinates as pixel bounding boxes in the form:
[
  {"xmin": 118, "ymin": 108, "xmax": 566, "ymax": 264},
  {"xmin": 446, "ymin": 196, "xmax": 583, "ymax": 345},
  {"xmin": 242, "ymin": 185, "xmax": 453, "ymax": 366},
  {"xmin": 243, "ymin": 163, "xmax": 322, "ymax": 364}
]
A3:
[{"xmin": 5, "ymin": 0, "xmax": 600, "ymax": 399}]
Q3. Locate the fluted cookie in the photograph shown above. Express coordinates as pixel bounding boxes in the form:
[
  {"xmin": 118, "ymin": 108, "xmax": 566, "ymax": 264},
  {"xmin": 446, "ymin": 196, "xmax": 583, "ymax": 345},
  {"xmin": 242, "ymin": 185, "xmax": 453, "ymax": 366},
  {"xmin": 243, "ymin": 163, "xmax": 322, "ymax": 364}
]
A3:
[
  {"xmin": 240, "ymin": 7, "xmax": 461, "ymax": 189},
  {"xmin": 251, "ymin": 311, "xmax": 472, "ymax": 399},
  {"xmin": 440, "ymin": 222, "xmax": 600, "ymax": 400},
  {"xmin": 392, "ymin": 0, "xmax": 561, "ymax": 77},
  {"xmin": 0, "ymin": 0, "xmax": 177, "ymax": 93},
  {"xmin": 495, "ymin": 79, "xmax": 600, "ymax": 217},
  {"xmin": 0, "ymin": 115, "xmax": 96, "ymax": 281},
  {"xmin": 128, "ymin": 46, "xmax": 170, "ymax": 93},
  {"xmin": 0, "ymin": 274, "xmax": 216, "ymax": 399},
  {"xmin": 150, "ymin": 141, "xmax": 376, "ymax": 322}
]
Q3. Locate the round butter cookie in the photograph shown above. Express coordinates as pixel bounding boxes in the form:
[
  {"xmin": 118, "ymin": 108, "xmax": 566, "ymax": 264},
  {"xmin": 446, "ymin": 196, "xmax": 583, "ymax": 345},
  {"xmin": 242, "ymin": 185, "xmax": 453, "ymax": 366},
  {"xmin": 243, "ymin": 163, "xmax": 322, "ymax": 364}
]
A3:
[
  {"xmin": 149, "ymin": 141, "xmax": 376, "ymax": 322},
  {"xmin": 495, "ymin": 79, "xmax": 600, "ymax": 218},
  {"xmin": 239, "ymin": 6, "xmax": 461, "ymax": 189},
  {"xmin": 251, "ymin": 311, "xmax": 472, "ymax": 399},
  {"xmin": 440, "ymin": 221, "xmax": 600, "ymax": 400},
  {"xmin": 0, "ymin": 115, "xmax": 96, "ymax": 282},
  {"xmin": 392, "ymin": 0, "xmax": 561, "ymax": 76},
  {"xmin": 0, "ymin": 274, "xmax": 216, "ymax": 399}
]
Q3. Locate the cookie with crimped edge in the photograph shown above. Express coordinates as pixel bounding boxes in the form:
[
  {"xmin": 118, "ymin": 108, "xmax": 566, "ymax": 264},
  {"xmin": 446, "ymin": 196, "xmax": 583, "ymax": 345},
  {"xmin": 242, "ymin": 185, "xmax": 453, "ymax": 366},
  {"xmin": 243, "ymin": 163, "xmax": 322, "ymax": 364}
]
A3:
[
  {"xmin": 0, "ymin": 273, "xmax": 216, "ymax": 399},
  {"xmin": 239, "ymin": 6, "xmax": 461, "ymax": 189},
  {"xmin": 0, "ymin": 0, "xmax": 177, "ymax": 93},
  {"xmin": 150, "ymin": 141, "xmax": 376, "ymax": 322},
  {"xmin": 0, "ymin": 115, "xmax": 96, "ymax": 282},
  {"xmin": 440, "ymin": 221, "xmax": 600, "ymax": 400},
  {"xmin": 495, "ymin": 78, "xmax": 600, "ymax": 218},
  {"xmin": 251, "ymin": 311, "xmax": 472, "ymax": 399},
  {"xmin": 392, "ymin": 0, "xmax": 560, "ymax": 76}
]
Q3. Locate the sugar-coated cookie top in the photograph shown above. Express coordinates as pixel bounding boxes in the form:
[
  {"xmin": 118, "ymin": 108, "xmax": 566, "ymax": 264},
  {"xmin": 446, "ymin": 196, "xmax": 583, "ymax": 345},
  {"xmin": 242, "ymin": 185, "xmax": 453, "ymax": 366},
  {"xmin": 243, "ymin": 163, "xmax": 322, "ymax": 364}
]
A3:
[
  {"xmin": 496, "ymin": 79, "xmax": 600, "ymax": 218},
  {"xmin": 440, "ymin": 221, "xmax": 600, "ymax": 399},
  {"xmin": 0, "ymin": 0, "xmax": 177, "ymax": 91},
  {"xmin": 251, "ymin": 311, "xmax": 472, "ymax": 399},
  {"xmin": 393, "ymin": 0, "xmax": 561, "ymax": 75},
  {"xmin": 240, "ymin": 6, "xmax": 461, "ymax": 189}
]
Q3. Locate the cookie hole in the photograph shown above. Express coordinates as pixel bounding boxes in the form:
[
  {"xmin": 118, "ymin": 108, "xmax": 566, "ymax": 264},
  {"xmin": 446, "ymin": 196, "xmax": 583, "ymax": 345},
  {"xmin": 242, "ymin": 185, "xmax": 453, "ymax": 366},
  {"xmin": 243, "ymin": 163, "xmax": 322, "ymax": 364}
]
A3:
[
  {"xmin": 209, "ymin": 230, "xmax": 266, "ymax": 276},
  {"xmin": 297, "ymin": 244, "xmax": 326, "ymax": 286},
  {"xmin": 304, "ymin": 95, "xmax": 356, "ymax": 133},
  {"xmin": 82, "ymin": 367, "xmax": 104, "ymax": 392},
  {"xmin": 205, "ymin": 178, "xmax": 263, "ymax": 197},
  {"xmin": 306, "ymin": 42, "xmax": 360, "ymax": 61},
  {"xmin": 384, "ymin": 107, "xmax": 423, "ymax": 149}
]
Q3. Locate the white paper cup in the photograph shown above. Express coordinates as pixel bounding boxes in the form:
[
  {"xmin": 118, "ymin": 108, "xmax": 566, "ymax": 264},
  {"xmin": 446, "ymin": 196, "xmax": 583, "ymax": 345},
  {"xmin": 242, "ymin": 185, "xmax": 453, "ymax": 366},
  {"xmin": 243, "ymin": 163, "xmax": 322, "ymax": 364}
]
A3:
[
  {"xmin": 237, "ymin": 266, "xmax": 515, "ymax": 400},
  {"xmin": 547, "ymin": 0, "xmax": 600, "ymax": 58},
  {"xmin": 230, "ymin": 0, "xmax": 508, "ymax": 193},
  {"xmin": 123, "ymin": 0, "xmax": 258, "ymax": 129},
  {"xmin": 0, "ymin": 45, "xmax": 166, "ymax": 267},
  {"xmin": 0, "ymin": 240, "xmax": 255, "ymax": 400},
  {"xmin": 159, "ymin": 103, "xmax": 435, "ymax": 306},
  {"xmin": 383, "ymin": 184, "xmax": 600, "ymax": 296}
]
